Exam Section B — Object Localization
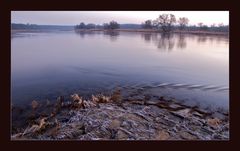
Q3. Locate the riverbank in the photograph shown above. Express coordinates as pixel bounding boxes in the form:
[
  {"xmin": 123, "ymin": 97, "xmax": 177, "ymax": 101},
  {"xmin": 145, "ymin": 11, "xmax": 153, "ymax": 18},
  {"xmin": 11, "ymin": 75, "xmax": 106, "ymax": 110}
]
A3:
[
  {"xmin": 75, "ymin": 29, "xmax": 228, "ymax": 36},
  {"xmin": 11, "ymin": 29, "xmax": 229, "ymax": 36},
  {"xmin": 11, "ymin": 89, "xmax": 229, "ymax": 140}
]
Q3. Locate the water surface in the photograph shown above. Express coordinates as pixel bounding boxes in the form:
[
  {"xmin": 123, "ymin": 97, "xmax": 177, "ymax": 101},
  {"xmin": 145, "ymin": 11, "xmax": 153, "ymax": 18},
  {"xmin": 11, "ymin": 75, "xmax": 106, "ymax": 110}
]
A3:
[{"xmin": 11, "ymin": 31, "xmax": 229, "ymax": 110}]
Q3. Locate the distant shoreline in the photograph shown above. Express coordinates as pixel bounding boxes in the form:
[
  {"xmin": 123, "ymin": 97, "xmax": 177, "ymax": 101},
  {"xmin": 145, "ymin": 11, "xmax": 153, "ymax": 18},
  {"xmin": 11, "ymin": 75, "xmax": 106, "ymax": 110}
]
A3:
[{"xmin": 11, "ymin": 29, "xmax": 229, "ymax": 36}]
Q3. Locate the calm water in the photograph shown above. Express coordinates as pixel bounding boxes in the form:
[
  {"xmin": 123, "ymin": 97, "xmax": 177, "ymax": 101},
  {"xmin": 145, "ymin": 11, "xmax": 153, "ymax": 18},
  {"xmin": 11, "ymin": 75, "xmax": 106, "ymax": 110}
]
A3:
[{"xmin": 11, "ymin": 31, "xmax": 229, "ymax": 110}]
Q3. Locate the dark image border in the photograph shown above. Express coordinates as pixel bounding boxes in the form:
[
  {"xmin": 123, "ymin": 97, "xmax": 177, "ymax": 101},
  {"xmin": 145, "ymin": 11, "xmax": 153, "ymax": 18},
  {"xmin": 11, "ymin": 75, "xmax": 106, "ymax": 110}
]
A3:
[{"xmin": 1, "ymin": 0, "xmax": 239, "ymax": 150}]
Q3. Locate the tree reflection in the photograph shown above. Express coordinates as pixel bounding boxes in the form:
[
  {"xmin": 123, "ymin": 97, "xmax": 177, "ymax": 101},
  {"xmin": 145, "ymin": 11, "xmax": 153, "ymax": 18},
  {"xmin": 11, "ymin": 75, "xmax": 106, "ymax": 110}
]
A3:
[
  {"xmin": 154, "ymin": 33, "xmax": 175, "ymax": 52},
  {"xmin": 141, "ymin": 33, "xmax": 190, "ymax": 52},
  {"xmin": 103, "ymin": 31, "xmax": 120, "ymax": 42},
  {"xmin": 75, "ymin": 30, "xmax": 120, "ymax": 42},
  {"xmin": 141, "ymin": 33, "xmax": 152, "ymax": 42},
  {"xmin": 197, "ymin": 35, "xmax": 207, "ymax": 43},
  {"xmin": 177, "ymin": 34, "xmax": 187, "ymax": 49},
  {"xmin": 75, "ymin": 30, "xmax": 97, "ymax": 38}
]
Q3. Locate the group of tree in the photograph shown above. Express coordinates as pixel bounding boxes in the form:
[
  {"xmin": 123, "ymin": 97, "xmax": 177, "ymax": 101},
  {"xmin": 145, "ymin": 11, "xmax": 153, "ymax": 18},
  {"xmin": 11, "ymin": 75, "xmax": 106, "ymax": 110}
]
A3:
[
  {"xmin": 75, "ymin": 22, "xmax": 98, "ymax": 30},
  {"xmin": 103, "ymin": 21, "xmax": 120, "ymax": 30},
  {"xmin": 141, "ymin": 14, "xmax": 228, "ymax": 33},
  {"xmin": 75, "ymin": 21, "xmax": 120, "ymax": 30},
  {"xmin": 141, "ymin": 14, "xmax": 189, "ymax": 32}
]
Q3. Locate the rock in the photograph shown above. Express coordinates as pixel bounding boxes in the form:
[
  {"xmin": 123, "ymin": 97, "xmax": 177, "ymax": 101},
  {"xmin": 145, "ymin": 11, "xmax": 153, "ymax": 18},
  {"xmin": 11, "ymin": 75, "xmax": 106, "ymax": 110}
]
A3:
[
  {"xmin": 145, "ymin": 100, "xmax": 158, "ymax": 105},
  {"xmin": 155, "ymin": 130, "xmax": 170, "ymax": 140},
  {"xmin": 171, "ymin": 108, "xmax": 192, "ymax": 119},
  {"xmin": 192, "ymin": 111, "xmax": 204, "ymax": 118},
  {"xmin": 116, "ymin": 130, "xmax": 129, "ymax": 140},
  {"xmin": 129, "ymin": 100, "xmax": 145, "ymax": 105},
  {"xmin": 22, "ymin": 125, "xmax": 40, "ymax": 136},
  {"xmin": 168, "ymin": 103, "xmax": 184, "ymax": 110},
  {"xmin": 109, "ymin": 119, "xmax": 121, "ymax": 129},
  {"xmin": 31, "ymin": 100, "xmax": 39, "ymax": 110},
  {"xmin": 207, "ymin": 118, "xmax": 221, "ymax": 128},
  {"xmin": 179, "ymin": 131, "xmax": 198, "ymax": 140},
  {"xmin": 11, "ymin": 133, "xmax": 24, "ymax": 139}
]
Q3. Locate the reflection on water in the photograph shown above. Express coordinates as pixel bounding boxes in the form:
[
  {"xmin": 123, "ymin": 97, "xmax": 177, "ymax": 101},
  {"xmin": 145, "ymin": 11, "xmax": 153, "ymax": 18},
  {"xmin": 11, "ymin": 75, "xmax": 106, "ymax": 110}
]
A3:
[
  {"xmin": 140, "ymin": 32, "xmax": 227, "ymax": 52},
  {"xmin": 103, "ymin": 31, "xmax": 120, "ymax": 41},
  {"xmin": 11, "ymin": 31, "xmax": 229, "ymax": 110},
  {"xmin": 142, "ymin": 33, "xmax": 181, "ymax": 51},
  {"xmin": 177, "ymin": 34, "xmax": 187, "ymax": 49},
  {"xmin": 75, "ymin": 30, "xmax": 120, "ymax": 41}
]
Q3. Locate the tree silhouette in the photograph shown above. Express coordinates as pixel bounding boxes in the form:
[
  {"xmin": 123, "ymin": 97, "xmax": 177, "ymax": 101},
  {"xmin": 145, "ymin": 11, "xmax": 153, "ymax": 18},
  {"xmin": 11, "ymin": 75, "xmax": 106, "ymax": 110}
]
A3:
[{"xmin": 154, "ymin": 14, "xmax": 176, "ymax": 33}]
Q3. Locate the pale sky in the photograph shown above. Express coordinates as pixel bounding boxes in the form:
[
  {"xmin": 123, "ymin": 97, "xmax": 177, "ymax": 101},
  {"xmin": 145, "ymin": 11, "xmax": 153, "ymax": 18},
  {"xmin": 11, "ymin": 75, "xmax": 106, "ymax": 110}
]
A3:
[{"xmin": 11, "ymin": 11, "xmax": 229, "ymax": 26}]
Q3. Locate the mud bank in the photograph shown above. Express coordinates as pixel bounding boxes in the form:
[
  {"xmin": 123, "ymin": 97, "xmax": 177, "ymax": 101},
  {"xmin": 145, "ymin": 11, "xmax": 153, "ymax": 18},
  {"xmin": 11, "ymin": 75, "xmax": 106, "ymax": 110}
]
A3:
[{"xmin": 11, "ymin": 90, "xmax": 229, "ymax": 140}]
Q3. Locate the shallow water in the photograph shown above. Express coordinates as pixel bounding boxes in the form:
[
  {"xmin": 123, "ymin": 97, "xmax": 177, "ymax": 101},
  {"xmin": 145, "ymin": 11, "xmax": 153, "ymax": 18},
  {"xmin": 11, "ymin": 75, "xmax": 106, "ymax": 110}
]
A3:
[{"xmin": 11, "ymin": 31, "xmax": 229, "ymax": 110}]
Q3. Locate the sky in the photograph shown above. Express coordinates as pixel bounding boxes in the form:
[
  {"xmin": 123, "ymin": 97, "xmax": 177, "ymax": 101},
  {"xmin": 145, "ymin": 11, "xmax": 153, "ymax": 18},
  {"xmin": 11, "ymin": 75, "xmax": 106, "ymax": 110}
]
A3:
[{"xmin": 11, "ymin": 11, "xmax": 229, "ymax": 26}]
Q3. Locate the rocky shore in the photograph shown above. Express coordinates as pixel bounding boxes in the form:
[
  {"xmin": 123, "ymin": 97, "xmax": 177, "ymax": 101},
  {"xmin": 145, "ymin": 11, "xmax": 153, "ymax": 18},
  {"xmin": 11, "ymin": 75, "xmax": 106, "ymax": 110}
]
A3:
[{"xmin": 11, "ymin": 89, "xmax": 229, "ymax": 140}]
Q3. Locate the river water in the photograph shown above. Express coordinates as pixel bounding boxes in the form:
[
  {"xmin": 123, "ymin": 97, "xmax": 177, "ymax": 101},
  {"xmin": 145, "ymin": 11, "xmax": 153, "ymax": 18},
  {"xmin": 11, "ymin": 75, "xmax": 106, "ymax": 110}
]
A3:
[{"xmin": 11, "ymin": 31, "xmax": 229, "ymax": 110}]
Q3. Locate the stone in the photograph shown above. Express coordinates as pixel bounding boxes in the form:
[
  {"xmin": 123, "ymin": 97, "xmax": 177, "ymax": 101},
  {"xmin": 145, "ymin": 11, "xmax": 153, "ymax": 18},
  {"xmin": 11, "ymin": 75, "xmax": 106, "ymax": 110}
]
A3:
[
  {"xmin": 130, "ymin": 100, "xmax": 145, "ymax": 105},
  {"xmin": 192, "ymin": 111, "xmax": 204, "ymax": 118},
  {"xmin": 109, "ymin": 119, "xmax": 121, "ymax": 129},
  {"xmin": 145, "ymin": 100, "xmax": 158, "ymax": 105},
  {"xmin": 168, "ymin": 103, "xmax": 184, "ymax": 110},
  {"xmin": 116, "ymin": 130, "xmax": 129, "ymax": 140},
  {"xmin": 155, "ymin": 130, "xmax": 170, "ymax": 140},
  {"xmin": 179, "ymin": 131, "xmax": 198, "ymax": 140},
  {"xmin": 207, "ymin": 118, "xmax": 221, "ymax": 128},
  {"xmin": 171, "ymin": 108, "xmax": 192, "ymax": 119}
]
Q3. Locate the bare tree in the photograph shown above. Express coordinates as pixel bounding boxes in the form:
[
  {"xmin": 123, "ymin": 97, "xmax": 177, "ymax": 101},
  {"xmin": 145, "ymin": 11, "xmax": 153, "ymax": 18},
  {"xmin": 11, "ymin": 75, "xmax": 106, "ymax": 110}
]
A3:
[
  {"xmin": 178, "ymin": 17, "xmax": 189, "ymax": 31},
  {"xmin": 154, "ymin": 14, "xmax": 176, "ymax": 33},
  {"xmin": 142, "ymin": 20, "xmax": 153, "ymax": 29}
]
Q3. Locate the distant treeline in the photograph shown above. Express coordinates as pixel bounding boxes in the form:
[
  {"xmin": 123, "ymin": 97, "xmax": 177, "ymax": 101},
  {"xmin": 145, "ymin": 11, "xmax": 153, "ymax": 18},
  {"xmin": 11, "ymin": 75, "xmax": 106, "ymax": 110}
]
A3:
[
  {"xmin": 12, "ymin": 21, "xmax": 229, "ymax": 33},
  {"xmin": 74, "ymin": 14, "xmax": 229, "ymax": 33},
  {"xmin": 179, "ymin": 25, "xmax": 229, "ymax": 32},
  {"xmin": 74, "ymin": 22, "xmax": 143, "ymax": 30},
  {"xmin": 11, "ymin": 23, "xmax": 142, "ymax": 30},
  {"xmin": 11, "ymin": 23, "xmax": 74, "ymax": 30}
]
